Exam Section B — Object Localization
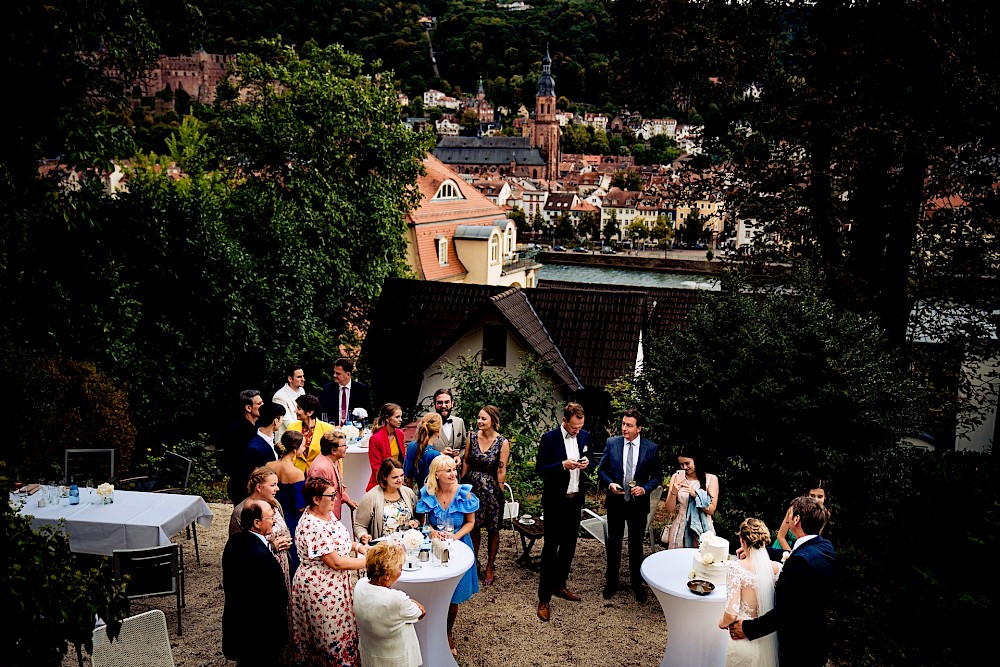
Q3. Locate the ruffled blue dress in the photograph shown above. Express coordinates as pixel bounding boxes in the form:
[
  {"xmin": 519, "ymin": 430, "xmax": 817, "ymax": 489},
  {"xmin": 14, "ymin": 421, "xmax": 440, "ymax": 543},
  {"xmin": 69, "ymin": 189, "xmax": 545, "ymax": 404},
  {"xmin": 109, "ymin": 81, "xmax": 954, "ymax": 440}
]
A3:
[{"xmin": 416, "ymin": 484, "xmax": 480, "ymax": 604}]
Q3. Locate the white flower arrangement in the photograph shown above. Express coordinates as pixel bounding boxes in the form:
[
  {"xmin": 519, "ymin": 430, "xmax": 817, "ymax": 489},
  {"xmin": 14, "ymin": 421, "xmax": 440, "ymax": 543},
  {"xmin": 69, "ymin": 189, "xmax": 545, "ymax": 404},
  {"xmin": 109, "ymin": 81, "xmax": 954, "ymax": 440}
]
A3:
[
  {"xmin": 351, "ymin": 407, "xmax": 368, "ymax": 420},
  {"xmin": 96, "ymin": 483, "xmax": 114, "ymax": 497},
  {"xmin": 400, "ymin": 528, "xmax": 424, "ymax": 551}
]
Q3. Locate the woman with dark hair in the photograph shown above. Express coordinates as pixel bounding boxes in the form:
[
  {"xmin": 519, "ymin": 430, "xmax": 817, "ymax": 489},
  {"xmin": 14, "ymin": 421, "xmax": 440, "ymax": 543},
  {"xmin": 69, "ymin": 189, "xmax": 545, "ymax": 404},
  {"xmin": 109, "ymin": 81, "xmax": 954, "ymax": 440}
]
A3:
[
  {"xmin": 288, "ymin": 393, "xmax": 335, "ymax": 472},
  {"xmin": 291, "ymin": 476, "xmax": 368, "ymax": 667},
  {"xmin": 662, "ymin": 443, "xmax": 720, "ymax": 549},
  {"xmin": 773, "ymin": 478, "xmax": 830, "ymax": 550},
  {"xmin": 366, "ymin": 402, "xmax": 405, "ymax": 491},
  {"xmin": 403, "ymin": 412, "xmax": 443, "ymax": 487},
  {"xmin": 462, "ymin": 404, "xmax": 510, "ymax": 586},
  {"xmin": 354, "ymin": 458, "xmax": 419, "ymax": 544}
]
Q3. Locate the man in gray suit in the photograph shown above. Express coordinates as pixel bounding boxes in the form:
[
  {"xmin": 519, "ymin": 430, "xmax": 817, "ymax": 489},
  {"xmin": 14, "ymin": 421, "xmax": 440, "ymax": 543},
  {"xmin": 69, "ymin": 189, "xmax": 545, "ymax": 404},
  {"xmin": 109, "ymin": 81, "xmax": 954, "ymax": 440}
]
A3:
[{"xmin": 431, "ymin": 388, "xmax": 467, "ymax": 462}]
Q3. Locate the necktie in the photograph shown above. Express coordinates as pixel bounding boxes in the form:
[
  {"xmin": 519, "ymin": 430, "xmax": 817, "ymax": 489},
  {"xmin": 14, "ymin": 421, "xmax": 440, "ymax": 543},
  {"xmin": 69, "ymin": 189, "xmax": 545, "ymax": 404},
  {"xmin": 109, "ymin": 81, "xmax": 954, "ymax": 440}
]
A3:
[
  {"xmin": 624, "ymin": 440, "xmax": 634, "ymax": 502},
  {"xmin": 340, "ymin": 386, "xmax": 348, "ymax": 425}
]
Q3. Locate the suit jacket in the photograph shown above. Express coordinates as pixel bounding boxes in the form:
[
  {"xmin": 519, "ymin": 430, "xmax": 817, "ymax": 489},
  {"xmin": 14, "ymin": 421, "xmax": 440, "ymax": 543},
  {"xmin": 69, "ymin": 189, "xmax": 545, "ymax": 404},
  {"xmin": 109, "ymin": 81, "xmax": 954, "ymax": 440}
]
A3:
[
  {"xmin": 597, "ymin": 435, "xmax": 661, "ymax": 503},
  {"xmin": 319, "ymin": 379, "xmax": 373, "ymax": 425},
  {"xmin": 743, "ymin": 535, "xmax": 835, "ymax": 667},
  {"xmin": 536, "ymin": 426, "xmax": 595, "ymax": 507},
  {"xmin": 432, "ymin": 415, "xmax": 467, "ymax": 453},
  {"xmin": 222, "ymin": 530, "xmax": 288, "ymax": 662},
  {"xmin": 366, "ymin": 426, "xmax": 406, "ymax": 491}
]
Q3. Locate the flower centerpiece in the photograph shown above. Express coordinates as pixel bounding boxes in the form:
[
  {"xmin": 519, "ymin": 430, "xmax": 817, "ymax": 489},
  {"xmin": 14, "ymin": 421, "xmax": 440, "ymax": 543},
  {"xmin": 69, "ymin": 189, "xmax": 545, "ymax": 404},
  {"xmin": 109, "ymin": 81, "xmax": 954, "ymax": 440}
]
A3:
[{"xmin": 96, "ymin": 483, "xmax": 115, "ymax": 504}]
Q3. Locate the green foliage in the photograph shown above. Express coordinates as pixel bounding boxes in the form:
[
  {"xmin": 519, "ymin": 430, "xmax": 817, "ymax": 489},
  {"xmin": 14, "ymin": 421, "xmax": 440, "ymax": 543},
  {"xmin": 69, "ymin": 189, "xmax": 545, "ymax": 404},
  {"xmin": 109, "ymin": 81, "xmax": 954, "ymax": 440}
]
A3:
[
  {"xmin": 439, "ymin": 353, "xmax": 559, "ymax": 499},
  {"xmin": 2, "ymin": 464, "xmax": 129, "ymax": 667}
]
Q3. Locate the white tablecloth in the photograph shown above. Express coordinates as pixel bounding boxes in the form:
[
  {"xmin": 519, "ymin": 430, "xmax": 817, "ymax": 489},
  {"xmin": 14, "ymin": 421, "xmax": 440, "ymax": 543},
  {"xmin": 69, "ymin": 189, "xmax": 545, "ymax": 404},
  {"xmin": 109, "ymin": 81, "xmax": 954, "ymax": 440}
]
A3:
[
  {"xmin": 641, "ymin": 547, "xmax": 729, "ymax": 667},
  {"xmin": 394, "ymin": 539, "xmax": 473, "ymax": 667},
  {"xmin": 14, "ymin": 488, "xmax": 214, "ymax": 556}
]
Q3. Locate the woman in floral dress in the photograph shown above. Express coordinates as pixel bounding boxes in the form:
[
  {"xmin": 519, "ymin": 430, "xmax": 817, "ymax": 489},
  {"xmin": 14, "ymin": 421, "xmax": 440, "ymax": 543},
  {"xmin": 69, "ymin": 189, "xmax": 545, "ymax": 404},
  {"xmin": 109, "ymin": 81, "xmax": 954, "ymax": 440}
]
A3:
[
  {"xmin": 291, "ymin": 476, "xmax": 369, "ymax": 667},
  {"xmin": 461, "ymin": 404, "xmax": 509, "ymax": 586}
]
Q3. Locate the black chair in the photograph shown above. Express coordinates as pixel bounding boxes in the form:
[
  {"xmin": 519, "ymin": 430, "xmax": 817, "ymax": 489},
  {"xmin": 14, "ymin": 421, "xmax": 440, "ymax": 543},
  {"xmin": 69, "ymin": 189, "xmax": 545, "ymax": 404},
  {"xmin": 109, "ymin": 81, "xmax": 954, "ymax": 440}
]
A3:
[
  {"xmin": 112, "ymin": 543, "xmax": 185, "ymax": 635},
  {"xmin": 64, "ymin": 448, "xmax": 115, "ymax": 485},
  {"xmin": 119, "ymin": 451, "xmax": 200, "ymax": 562}
]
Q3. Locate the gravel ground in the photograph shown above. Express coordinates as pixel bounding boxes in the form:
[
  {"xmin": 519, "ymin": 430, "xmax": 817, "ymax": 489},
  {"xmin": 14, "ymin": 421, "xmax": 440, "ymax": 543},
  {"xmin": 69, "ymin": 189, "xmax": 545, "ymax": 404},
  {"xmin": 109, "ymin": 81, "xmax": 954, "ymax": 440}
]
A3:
[{"xmin": 69, "ymin": 501, "xmax": 671, "ymax": 667}]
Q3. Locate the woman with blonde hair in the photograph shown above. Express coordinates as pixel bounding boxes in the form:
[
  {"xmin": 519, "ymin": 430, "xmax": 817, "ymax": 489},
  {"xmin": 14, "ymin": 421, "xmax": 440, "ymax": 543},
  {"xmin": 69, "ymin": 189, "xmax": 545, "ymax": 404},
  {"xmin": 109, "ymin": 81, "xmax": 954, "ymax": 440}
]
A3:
[
  {"xmin": 354, "ymin": 542, "xmax": 426, "ymax": 667},
  {"xmin": 403, "ymin": 412, "xmax": 443, "ymax": 487},
  {"xmin": 366, "ymin": 402, "xmax": 405, "ymax": 491},
  {"xmin": 719, "ymin": 517, "xmax": 781, "ymax": 667}
]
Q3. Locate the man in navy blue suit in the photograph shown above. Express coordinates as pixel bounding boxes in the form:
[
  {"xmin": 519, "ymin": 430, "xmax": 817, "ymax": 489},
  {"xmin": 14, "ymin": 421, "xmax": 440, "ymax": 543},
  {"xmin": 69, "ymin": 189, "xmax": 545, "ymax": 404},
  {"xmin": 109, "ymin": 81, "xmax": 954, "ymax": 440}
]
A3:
[
  {"xmin": 598, "ymin": 408, "xmax": 660, "ymax": 602},
  {"xmin": 730, "ymin": 496, "xmax": 835, "ymax": 667},
  {"xmin": 535, "ymin": 402, "xmax": 595, "ymax": 621}
]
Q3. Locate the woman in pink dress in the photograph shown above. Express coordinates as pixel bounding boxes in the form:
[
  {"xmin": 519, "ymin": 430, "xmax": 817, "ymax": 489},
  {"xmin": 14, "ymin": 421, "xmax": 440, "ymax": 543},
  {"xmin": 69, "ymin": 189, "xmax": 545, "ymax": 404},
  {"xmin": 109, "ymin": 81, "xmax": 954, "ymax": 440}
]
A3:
[{"xmin": 291, "ymin": 476, "xmax": 369, "ymax": 667}]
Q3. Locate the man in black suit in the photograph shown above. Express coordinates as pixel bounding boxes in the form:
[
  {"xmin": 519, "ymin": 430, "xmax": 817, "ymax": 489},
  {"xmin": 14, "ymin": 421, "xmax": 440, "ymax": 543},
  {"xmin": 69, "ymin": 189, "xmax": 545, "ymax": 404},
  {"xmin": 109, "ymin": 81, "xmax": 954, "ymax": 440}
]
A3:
[
  {"xmin": 222, "ymin": 499, "xmax": 288, "ymax": 667},
  {"xmin": 318, "ymin": 357, "xmax": 372, "ymax": 426},
  {"xmin": 597, "ymin": 408, "xmax": 660, "ymax": 602},
  {"xmin": 730, "ymin": 496, "xmax": 835, "ymax": 667},
  {"xmin": 222, "ymin": 389, "xmax": 263, "ymax": 505},
  {"xmin": 535, "ymin": 402, "xmax": 595, "ymax": 621}
]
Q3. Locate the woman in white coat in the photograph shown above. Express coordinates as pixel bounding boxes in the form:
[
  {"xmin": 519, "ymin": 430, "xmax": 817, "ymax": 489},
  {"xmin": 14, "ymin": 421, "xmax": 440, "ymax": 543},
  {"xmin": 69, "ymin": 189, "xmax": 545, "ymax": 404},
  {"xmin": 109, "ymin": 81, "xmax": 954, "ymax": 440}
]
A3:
[{"xmin": 354, "ymin": 542, "xmax": 426, "ymax": 667}]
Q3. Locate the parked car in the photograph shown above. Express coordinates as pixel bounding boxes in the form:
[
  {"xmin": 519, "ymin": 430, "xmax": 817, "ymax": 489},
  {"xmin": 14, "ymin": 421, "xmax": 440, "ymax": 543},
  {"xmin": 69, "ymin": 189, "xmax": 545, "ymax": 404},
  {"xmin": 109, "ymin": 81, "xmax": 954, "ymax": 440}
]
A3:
[
  {"xmin": 573, "ymin": 246, "xmax": 588, "ymax": 253},
  {"xmin": 552, "ymin": 245, "xmax": 566, "ymax": 251}
]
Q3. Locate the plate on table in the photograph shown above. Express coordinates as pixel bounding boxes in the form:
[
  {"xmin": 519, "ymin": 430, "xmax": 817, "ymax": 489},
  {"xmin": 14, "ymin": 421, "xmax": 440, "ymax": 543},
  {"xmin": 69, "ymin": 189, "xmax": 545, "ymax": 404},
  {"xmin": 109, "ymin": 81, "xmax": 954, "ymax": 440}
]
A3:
[{"xmin": 687, "ymin": 579, "xmax": 715, "ymax": 596}]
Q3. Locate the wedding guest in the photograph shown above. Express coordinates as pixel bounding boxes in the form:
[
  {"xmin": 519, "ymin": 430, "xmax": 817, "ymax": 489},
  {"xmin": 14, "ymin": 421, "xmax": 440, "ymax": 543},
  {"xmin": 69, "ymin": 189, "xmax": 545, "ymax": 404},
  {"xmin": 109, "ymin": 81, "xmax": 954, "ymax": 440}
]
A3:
[
  {"xmin": 354, "ymin": 542, "xmax": 426, "ymax": 667},
  {"xmin": 308, "ymin": 429, "xmax": 357, "ymax": 523},
  {"xmin": 462, "ymin": 404, "xmax": 509, "ymax": 586},
  {"xmin": 719, "ymin": 518, "xmax": 781, "ymax": 667},
  {"xmin": 291, "ymin": 476, "xmax": 368, "ymax": 667},
  {"xmin": 228, "ymin": 467, "xmax": 293, "ymax": 594},
  {"xmin": 662, "ymin": 442, "xmax": 720, "ymax": 549},
  {"xmin": 774, "ymin": 478, "xmax": 830, "ymax": 551},
  {"xmin": 222, "ymin": 499, "xmax": 288, "ymax": 667},
  {"xmin": 287, "ymin": 393, "xmax": 335, "ymax": 473},
  {"xmin": 366, "ymin": 403, "xmax": 406, "ymax": 491},
  {"xmin": 272, "ymin": 430, "xmax": 307, "ymax": 573},
  {"xmin": 417, "ymin": 454, "xmax": 479, "ymax": 655},
  {"xmin": 730, "ymin": 497, "xmax": 835, "ymax": 667},
  {"xmin": 403, "ymin": 412, "xmax": 443, "ymax": 487},
  {"xmin": 355, "ymin": 458, "xmax": 419, "ymax": 544}
]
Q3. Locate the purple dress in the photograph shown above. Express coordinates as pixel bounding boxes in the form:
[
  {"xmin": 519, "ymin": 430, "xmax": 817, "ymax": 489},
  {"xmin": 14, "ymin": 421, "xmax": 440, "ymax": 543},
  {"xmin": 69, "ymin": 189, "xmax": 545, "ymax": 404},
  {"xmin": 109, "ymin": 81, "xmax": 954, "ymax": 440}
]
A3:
[{"xmin": 465, "ymin": 431, "xmax": 504, "ymax": 533}]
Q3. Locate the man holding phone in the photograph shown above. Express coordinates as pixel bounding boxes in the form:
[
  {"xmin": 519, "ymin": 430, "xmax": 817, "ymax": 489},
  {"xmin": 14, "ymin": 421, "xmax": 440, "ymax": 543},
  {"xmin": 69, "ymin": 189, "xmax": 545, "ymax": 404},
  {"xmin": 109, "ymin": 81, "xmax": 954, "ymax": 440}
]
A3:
[{"xmin": 535, "ymin": 402, "xmax": 594, "ymax": 621}]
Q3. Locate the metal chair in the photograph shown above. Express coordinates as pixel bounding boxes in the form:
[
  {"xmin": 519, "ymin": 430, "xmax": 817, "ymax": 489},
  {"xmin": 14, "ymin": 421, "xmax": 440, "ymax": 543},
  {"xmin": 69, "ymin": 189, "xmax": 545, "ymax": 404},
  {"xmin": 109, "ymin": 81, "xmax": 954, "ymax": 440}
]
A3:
[
  {"xmin": 64, "ymin": 448, "xmax": 115, "ymax": 485},
  {"xmin": 91, "ymin": 609, "xmax": 175, "ymax": 667},
  {"xmin": 112, "ymin": 543, "xmax": 185, "ymax": 635},
  {"xmin": 119, "ymin": 451, "xmax": 200, "ymax": 562}
]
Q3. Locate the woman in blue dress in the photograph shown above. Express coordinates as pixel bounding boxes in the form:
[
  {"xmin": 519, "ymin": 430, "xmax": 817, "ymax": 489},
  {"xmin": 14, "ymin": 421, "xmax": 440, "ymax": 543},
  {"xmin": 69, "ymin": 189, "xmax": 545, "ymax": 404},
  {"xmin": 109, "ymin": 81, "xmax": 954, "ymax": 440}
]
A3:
[
  {"xmin": 416, "ymin": 454, "xmax": 479, "ymax": 657},
  {"xmin": 403, "ymin": 412, "xmax": 443, "ymax": 487}
]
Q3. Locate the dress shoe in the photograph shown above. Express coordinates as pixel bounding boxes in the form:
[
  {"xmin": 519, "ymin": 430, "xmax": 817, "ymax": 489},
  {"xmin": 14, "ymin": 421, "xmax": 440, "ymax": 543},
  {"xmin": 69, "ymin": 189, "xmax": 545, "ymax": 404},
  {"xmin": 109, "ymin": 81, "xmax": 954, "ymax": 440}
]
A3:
[
  {"xmin": 633, "ymin": 586, "xmax": 648, "ymax": 603},
  {"xmin": 602, "ymin": 584, "xmax": 617, "ymax": 600},
  {"xmin": 537, "ymin": 601, "xmax": 551, "ymax": 622},
  {"xmin": 553, "ymin": 587, "xmax": 581, "ymax": 602}
]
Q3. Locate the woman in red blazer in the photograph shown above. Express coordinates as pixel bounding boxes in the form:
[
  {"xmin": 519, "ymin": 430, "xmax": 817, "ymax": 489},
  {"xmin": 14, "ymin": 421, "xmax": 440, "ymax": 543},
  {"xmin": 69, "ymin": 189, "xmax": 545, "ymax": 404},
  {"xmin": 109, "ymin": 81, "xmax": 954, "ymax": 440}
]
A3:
[{"xmin": 366, "ymin": 403, "xmax": 406, "ymax": 491}]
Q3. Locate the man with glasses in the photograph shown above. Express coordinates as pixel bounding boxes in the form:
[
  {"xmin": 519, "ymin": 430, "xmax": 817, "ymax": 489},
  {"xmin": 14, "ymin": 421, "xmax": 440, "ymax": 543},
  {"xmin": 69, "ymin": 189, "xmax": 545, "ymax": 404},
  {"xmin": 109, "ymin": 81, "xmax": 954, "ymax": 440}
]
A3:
[
  {"xmin": 430, "ymin": 388, "xmax": 467, "ymax": 462},
  {"xmin": 223, "ymin": 499, "xmax": 289, "ymax": 667}
]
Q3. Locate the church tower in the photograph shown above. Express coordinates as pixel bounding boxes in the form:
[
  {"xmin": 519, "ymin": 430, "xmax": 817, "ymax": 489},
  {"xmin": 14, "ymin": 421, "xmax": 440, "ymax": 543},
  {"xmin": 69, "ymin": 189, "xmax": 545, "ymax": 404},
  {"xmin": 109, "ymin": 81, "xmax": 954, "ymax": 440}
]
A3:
[{"xmin": 530, "ymin": 46, "xmax": 560, "ymax": 183}]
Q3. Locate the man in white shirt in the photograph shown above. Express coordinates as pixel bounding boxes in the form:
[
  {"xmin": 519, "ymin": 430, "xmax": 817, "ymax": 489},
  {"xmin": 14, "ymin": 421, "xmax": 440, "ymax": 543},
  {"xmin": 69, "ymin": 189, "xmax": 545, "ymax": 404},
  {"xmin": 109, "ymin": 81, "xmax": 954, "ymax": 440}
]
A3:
[
  {"xmin": 272, "ymin": 364, "xmax": 305, "ymax": 438},
  {"xmin": 534, "ymin": 402, "xmax": 594, "ymax": 621}
]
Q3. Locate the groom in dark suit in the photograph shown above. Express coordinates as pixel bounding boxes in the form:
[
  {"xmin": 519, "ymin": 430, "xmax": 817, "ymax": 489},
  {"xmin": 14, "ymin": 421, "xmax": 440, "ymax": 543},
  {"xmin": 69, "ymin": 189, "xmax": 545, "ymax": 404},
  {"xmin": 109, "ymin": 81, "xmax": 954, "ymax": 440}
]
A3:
[
  {"xmin": 730, "ymin": 496, "xmax": 835, "ymax": 667},
  {"xmin": 535, "ymin": 402, "xmax": 595, "ymax": 621},
  {"xmin": 598, "ymin": 408, "xmax": 660, "ymax": 602}
]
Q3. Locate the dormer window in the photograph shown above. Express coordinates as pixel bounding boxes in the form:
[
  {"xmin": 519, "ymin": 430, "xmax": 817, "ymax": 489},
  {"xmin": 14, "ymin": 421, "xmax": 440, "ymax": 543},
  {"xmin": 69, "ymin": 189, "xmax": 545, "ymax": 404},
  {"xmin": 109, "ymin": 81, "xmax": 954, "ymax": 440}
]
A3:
[{"xmin": 433, "ymin": 179, "xmax": 464, "ymax": 200}]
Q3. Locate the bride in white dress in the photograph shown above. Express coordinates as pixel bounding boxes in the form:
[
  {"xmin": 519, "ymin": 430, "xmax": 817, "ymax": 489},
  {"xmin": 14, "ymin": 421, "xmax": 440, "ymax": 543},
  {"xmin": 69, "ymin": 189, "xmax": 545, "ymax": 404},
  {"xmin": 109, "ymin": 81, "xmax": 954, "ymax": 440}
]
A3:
[{"xmin": 719, "ymin": 518, "xmax": 781, "ymax": 667}]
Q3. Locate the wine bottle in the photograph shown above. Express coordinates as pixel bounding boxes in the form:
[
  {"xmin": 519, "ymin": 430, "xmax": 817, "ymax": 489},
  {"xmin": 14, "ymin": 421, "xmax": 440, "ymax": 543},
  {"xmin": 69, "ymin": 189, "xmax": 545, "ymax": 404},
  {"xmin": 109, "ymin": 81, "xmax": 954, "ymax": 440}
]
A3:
[{"xmin": 68, "ymin": 477, "xmax": 80, "ymax": 505}]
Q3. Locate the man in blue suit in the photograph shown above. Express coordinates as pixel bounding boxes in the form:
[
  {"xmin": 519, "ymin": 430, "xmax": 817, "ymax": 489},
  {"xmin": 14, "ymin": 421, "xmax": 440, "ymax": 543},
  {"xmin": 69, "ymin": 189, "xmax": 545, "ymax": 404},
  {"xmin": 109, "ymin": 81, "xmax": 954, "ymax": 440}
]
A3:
[
  {"xmin": 598, "ymin": 408, "xmax": 660, "ymax": 602},
  {"xmin": 730, "ymin": 496, "xmax": 835, "ymax": 667},
  {"xmin": 535, "ymin": 402, "xmax": 595, "ymax": 621}
]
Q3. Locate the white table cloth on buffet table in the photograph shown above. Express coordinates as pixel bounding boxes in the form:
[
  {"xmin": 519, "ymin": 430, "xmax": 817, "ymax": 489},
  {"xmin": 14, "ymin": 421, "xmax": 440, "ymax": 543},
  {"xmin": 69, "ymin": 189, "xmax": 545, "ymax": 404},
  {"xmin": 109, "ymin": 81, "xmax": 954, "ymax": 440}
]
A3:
[
  {"xmin": 641, "ymin": 547, "xmax": 728, "ymax": 667},
  {"xmin": 393, "ymin": 538, "xmax": 474, "ymax": 667},
  {"xmin": 339, "ymin": 440, "xmax": 372, "ymax": 532},
  {"xmin": 14, "ymin": 488, "xmax": 214, "ymax": 556}
]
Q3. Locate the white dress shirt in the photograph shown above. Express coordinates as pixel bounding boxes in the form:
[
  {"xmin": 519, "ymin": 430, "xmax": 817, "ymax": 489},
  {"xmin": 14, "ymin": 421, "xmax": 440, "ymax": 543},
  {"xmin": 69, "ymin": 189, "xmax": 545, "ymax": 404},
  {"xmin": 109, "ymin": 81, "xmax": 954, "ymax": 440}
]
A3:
[{"xmin": 561, "ymin": 425, "xmax": 581, "ymax": 493}]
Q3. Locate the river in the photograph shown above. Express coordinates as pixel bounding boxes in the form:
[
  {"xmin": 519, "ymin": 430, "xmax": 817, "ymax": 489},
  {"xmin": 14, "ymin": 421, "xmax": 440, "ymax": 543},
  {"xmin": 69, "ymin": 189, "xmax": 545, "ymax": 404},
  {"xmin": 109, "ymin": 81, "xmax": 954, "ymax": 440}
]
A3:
[{"xmin": 537, "ymin": 263, "xmax": 721, "ymax": 290}]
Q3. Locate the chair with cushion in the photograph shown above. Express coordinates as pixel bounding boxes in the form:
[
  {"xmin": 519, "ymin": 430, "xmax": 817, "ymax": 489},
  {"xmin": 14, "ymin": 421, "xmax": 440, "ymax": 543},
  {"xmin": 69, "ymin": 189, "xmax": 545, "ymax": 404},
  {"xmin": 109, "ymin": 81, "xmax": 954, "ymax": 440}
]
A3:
[
  {"xmin": 119, "ymin": 451, "xmax": 200, "ymax": 562},
  {"xmin": 90, "ymin": 609, "xmax": 175, "ymax": 667},
  {"xmin": 112, "ymin": 543, "xmax": 185, "ymax": 635}
]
